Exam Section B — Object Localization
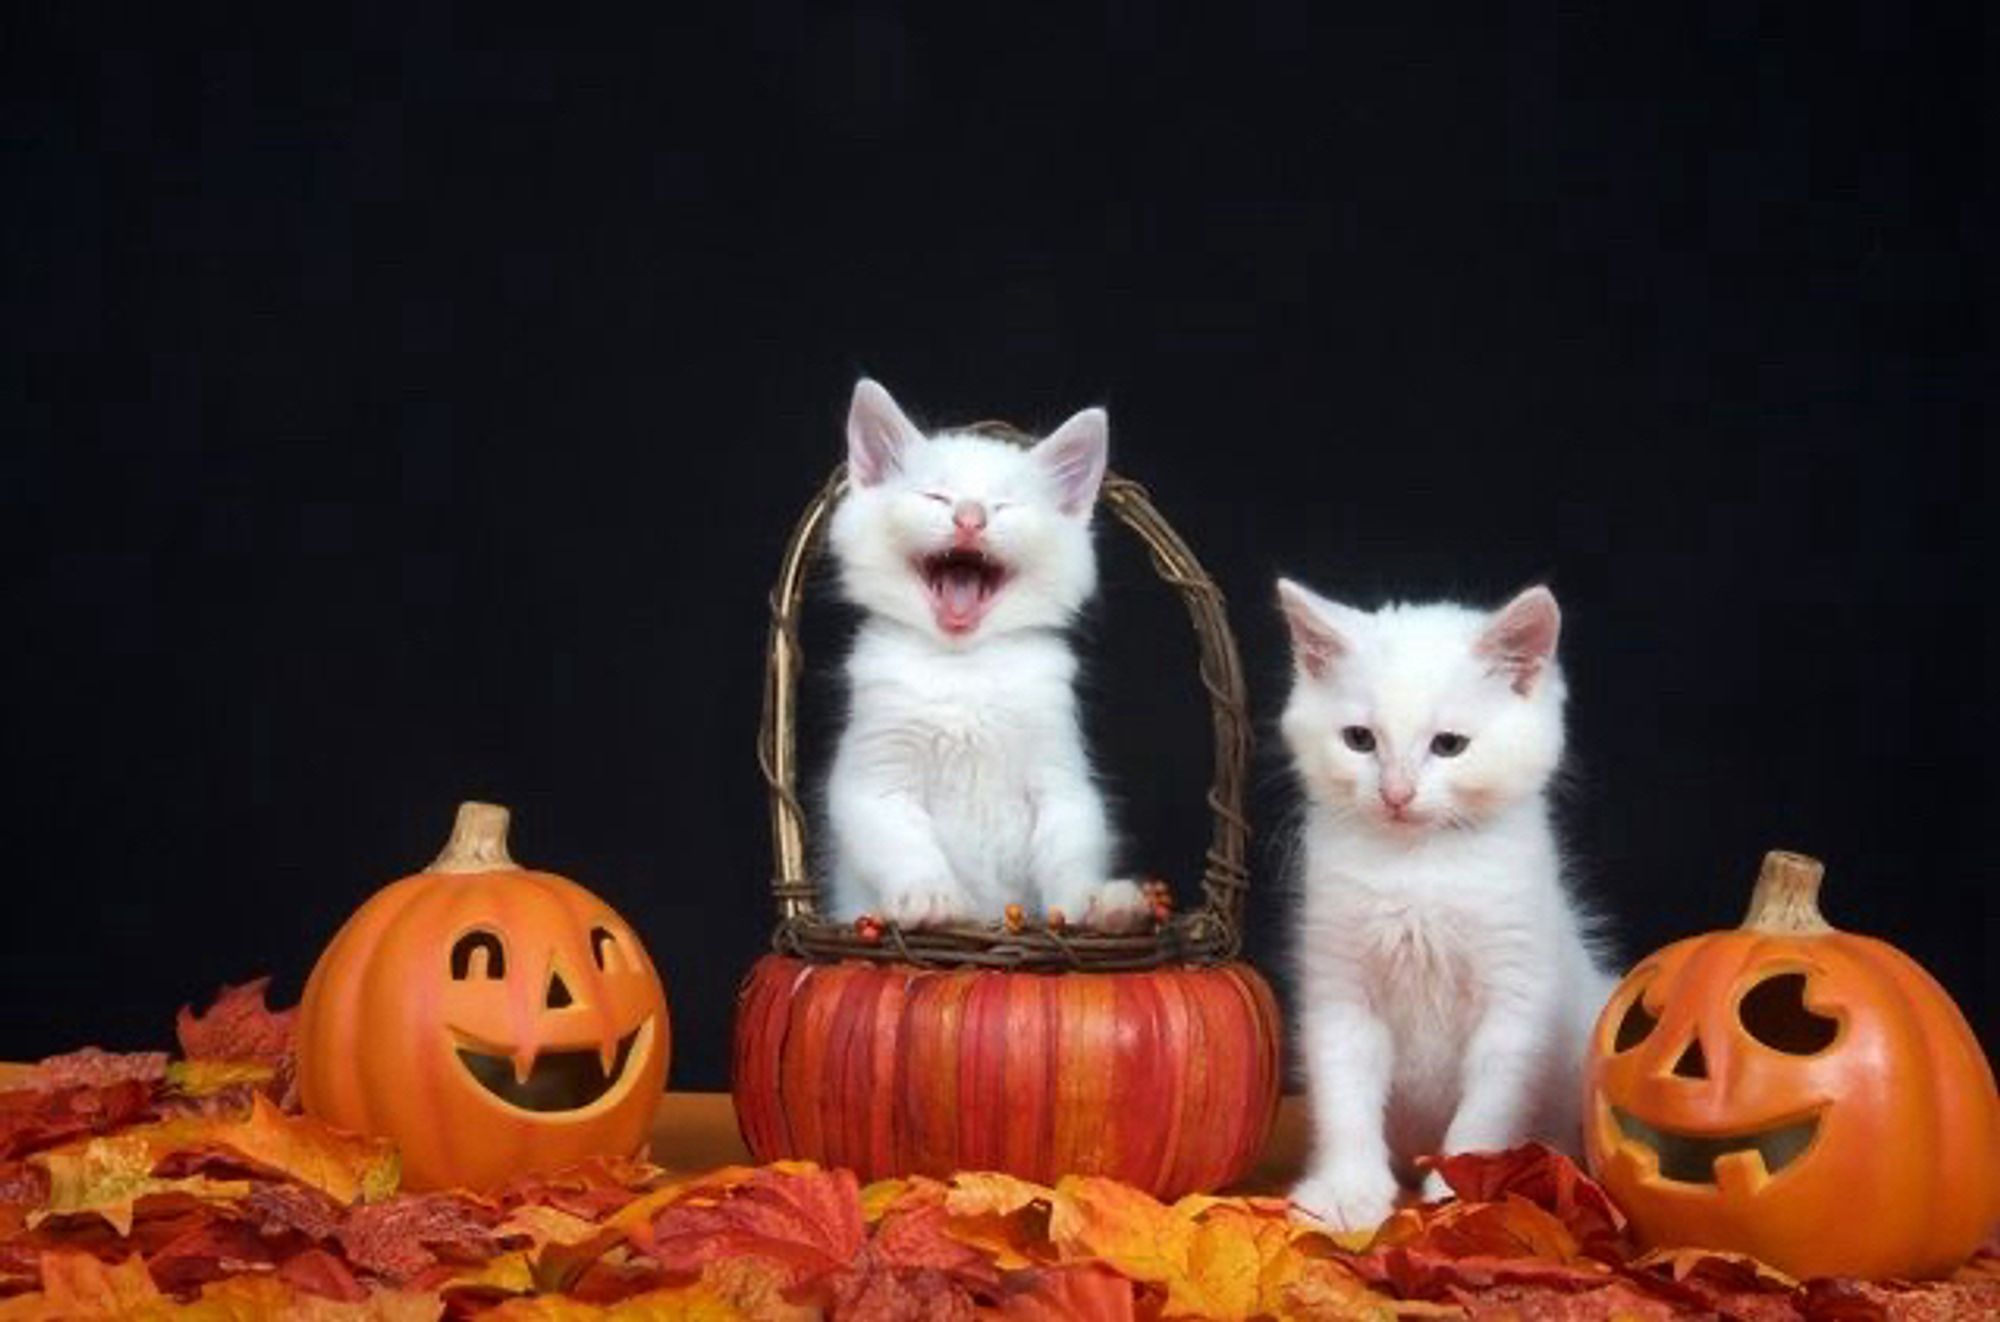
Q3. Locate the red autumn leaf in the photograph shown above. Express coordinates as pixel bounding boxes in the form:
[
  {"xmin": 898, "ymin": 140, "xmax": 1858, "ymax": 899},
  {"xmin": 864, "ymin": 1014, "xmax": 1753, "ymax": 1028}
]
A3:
[
  {"xmin": 871, "ymin": 1204, "xmax": 1003, "ymax": 1292},
  {"xmin": 175, "ymin": 978, "xmax": 298, "ymax": 1063},
  {"xmin": 496, "ymin": 1155, "xmax": 666, "ymax": 1222},
  {"xmin": 143, "ymin": 1215, "xmax": 274, "ymax": 1296},
  {"xmin": 276, "ymin": 1246, "xmax": 370, "ymax": 1302},
  {"xmin": 337, "ymin": 1190, "xmax": 507, "ymax": 1283},
  {"xmin": 243, "ymin": 1180, "xmax": 348, "ymax": 1242},
  {"xmin": 823, "ymin": 1253, "xmax": 978, "ymax": 1322},
  {"xmin": 1353, "ymin": 1245, "xmax": 1617, "ymax": 1303},
  {"xmin": 21, "ymin": 1049, "xmax": 168, "ymax": 1094},
  {"xmin": 1371, "ymin": 1194, "xmax": 1587, "ymax": 1265},
  {"xmin": 634, "ymin": 1164, "xmax": 866, "ymax": 1287},
  {"xmin": 0, "ymin": 1081, "xmax": 154, "ymax": 1161},
  {"xmin": 1421, "ymin": 1143, "xmax": 1632, "ymax": 1263},
  {"xmin": 1450, "ymin": 1280, "xmax": 1684, "ymax": 1320}
]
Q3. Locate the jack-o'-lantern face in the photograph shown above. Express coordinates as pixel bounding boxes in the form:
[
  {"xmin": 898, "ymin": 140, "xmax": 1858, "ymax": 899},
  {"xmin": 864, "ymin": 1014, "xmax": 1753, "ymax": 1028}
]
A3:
[
  {"xmin": 1585, "ymin": 851, "xmax": 2000, "ymax": 1280},
  {"xmin": 1592, "ymin": 959, "xmax": 1843, "ymax": 1200},
  {"xmin": 439, "ymin": 901, "xmax": 661, "ymax": 1118},
  {"xmin": 298, "ymin": 803, "xmax": 672, "ymax": 1191}
]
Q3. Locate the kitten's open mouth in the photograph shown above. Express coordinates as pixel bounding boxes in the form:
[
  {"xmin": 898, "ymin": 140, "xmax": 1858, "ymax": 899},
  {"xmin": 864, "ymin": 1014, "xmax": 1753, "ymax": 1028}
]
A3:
[
  {"xmin": 1611, "ymin": 1105, "xmax": 1819, "ymax": 1185},
  {"xmin": 918, "ymin": 548, "xmax": 1010, "ymax": 635}
]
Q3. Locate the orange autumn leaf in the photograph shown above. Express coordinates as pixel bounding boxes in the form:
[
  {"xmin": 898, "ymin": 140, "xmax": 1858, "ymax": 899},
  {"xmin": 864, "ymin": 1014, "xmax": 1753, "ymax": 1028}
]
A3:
[
  {"xmin": 981, "ymin": 1262, "xmax": 1143, "ymax": 1321},
  {"xmin": 28, "ymin": 1133, "xmax": 252, "ymax": 1235},
  {"xmin": 1047, "ymin": 1175, "xmax": 1348, "ymax": 1320},
  {"xmin": 130, "ymin": 1093, "xmax": 396, "ymax": 1207},
  {"xmin": 0, "ymin": 1251, "xmax": 161, "ymax": 1320},
  {"xmin": 168, "ymin": 1274, "xmax": 444, "ymax": 1320},
  {"xmin": 482, "ymin": 1277, "xmax": 751, "ymax": 1320}
]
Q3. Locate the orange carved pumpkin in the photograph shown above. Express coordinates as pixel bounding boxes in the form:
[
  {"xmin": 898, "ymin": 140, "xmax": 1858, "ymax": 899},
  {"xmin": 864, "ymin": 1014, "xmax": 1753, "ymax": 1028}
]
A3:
[
  {"xmin": 1585, "ymin": 850, "xmax": 2000, "ymax": 1279},
  {"xmin": 733, "ymin": 955, "xmax": 1281, "ymax": 1199},
  {"xmin": 297, "ymin": 802, "xmax": 670, "ymax": 1192}
]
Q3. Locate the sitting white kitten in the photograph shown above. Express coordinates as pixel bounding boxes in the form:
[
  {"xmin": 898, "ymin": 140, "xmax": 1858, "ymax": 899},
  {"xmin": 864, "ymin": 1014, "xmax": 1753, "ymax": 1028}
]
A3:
[
  {"xmin": 1277, "ymin": 579, "xmax": 1617, "ymax": 1232},
  {"xmin": 823, "ymin": 379, "xmax": 1147, "ymax": 932}
]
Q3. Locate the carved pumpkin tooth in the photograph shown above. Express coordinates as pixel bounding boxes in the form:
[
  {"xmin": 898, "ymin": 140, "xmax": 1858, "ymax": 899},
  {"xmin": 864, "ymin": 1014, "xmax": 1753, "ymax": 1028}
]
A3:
[
  {"xmin": 512, "ymin": 1047, "xmax": 537, "ymax": 1086},
  {"xmin": 600, "ymin": 1040, "xmax": 618, "ymax": 1077},
  {"xmin": 1713, "ymin": 1147, "xmax": 1769, "ymax": 1197}
]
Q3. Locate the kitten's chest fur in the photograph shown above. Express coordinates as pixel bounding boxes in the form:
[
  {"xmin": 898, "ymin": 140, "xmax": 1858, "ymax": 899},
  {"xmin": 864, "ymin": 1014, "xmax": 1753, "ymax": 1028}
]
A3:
[{"xmin": 839, "ymin": 625, "xmax": 1084, "ymax": 883}]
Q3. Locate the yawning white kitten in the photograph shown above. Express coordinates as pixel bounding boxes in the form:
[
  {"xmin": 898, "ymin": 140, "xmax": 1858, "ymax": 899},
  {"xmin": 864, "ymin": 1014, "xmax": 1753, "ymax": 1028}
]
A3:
[
  {"xmin": 823, "ymin": 379, "xmax": 1146, "ymax": 932},
  {"xmin": 1277, "ymin": 579, "xmax": 1617, "ymax": 1232}
]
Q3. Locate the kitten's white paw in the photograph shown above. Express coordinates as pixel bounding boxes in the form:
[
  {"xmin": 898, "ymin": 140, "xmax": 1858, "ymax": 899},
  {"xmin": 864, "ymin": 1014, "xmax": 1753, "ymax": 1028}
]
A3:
[
  {"xmin": 882, "ymin": 886, "xmax": 968, "ymax": 929},
  {"xmin": 1078, "ymin": 879, "xmax": 1151, "ymax": 933},
  {"xmin": 1289, "ymin": 1166, "xmax": 1400, "ymax": 1234},
  {"xmin": 1418, "ymin": 1169, "xmax": 1453, "ymax": 1204}
]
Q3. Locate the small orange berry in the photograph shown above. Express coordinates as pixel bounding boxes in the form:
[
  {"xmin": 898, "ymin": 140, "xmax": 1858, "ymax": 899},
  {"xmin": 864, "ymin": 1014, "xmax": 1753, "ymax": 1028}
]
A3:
[
  {"xmin": 1003, "ymin": 903, "xmax": 1026, "ymax": 933},
  {"xmin": 1046, "ymin": 907, "xmax": 1067, "ymax": 932}
]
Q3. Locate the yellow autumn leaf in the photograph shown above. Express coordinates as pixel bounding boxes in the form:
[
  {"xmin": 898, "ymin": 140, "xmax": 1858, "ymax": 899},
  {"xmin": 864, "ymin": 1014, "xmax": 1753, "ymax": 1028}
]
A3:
[
  {"xmin": 163, "ymin": 1059, "xmax": 276, "ymax": 1097},
  {"xmin": 501, "ymin": 1203, "xmax": 611, "ymax": 1250},
  {"xmin": 87, "ymin": 1093, "xmax": 398, "ymax": 1208},
  {"xmin": 942, "ymin": 1170, "xmax": 1058, "ymax": 1270},
  {"xmin": 28, "ymin": 1134, "xmax": 252, "ymax": 1236}
]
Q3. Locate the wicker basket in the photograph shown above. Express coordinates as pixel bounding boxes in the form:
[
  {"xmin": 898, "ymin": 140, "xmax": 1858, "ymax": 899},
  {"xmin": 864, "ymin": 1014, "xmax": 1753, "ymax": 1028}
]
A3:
[{"xmin": 732, "ymin": 430, "xmax": 1282, "ymax": 1197}]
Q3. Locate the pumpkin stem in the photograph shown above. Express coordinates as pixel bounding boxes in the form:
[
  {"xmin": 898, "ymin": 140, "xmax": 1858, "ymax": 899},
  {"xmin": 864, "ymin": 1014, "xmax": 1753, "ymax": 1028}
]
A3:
[
  {"xmin": 1741, "ymin": 850, "xmax": 1833, "ymax": 934},
  {"xmin": 430, "ymin": 801, "xmax": 521, "ymax": 874}
]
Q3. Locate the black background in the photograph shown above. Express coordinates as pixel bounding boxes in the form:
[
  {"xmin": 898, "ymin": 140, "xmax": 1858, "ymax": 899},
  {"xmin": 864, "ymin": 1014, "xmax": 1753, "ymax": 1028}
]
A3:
[{"xmin": 3, "ymin": 7, "xmax": 1988, "ymax": 1092}]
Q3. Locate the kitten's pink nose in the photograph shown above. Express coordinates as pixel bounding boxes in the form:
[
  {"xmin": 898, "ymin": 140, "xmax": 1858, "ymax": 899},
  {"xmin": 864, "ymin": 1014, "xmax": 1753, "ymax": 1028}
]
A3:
[
  {"xmin": 1380, "ymin": 780, "xmax": 1417, "ymax": 811},
  {"xmin": 952, "ymin": 500, "xmax": 988, "ymax": 534}
]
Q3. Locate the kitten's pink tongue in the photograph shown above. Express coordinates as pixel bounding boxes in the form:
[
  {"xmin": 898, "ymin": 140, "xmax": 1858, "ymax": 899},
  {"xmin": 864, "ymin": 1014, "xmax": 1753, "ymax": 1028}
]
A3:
[{"xmin": 941, "ymin": 571, "xmax": 982, "ymax": 627}]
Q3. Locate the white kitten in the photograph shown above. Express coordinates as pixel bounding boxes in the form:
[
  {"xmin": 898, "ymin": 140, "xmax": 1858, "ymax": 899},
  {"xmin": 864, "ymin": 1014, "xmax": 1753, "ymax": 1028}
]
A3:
[
  {"xmin": 822, "ymin": 379, "xmax": 1146, "ymax": 931},
  {"xmin": 1277, "ymin": 579, "xmax": 1617, "ymax": 1232}
]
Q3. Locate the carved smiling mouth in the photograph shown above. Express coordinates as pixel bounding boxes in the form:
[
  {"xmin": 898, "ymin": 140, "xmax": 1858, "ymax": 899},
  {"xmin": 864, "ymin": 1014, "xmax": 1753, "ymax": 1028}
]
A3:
[
  {"xmin": 917, "ymin": 547, "xmax": 1010, "ymax": 635},
  {"xmin": 456, "ymin": 1025, "xmax": 643, "ymax": 1114},
  {"xmin": 1612, "ymin": 1105, "xmax": 1819, "ymax": 1184}
]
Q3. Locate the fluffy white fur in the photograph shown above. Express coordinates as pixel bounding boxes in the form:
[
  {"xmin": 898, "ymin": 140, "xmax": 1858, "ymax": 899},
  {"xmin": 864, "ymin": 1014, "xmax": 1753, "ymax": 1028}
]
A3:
[
  {"xmin": 1278, "ymin": 579, "xmax": 1617, "ymax": 1232},
  {"xmin": 823, "ymin": 379, "xmax": 1146, "ymax": 930}
]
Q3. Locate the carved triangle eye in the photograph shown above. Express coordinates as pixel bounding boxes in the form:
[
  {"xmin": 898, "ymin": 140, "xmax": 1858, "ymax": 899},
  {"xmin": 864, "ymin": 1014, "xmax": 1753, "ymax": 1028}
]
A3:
[{"xmin": 1739, "ymin": 972, "xmax": 1839, "ymax": 1055}]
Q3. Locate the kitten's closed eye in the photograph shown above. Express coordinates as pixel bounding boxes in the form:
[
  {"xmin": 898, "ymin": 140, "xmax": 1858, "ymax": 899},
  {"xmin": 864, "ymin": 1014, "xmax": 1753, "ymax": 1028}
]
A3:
[
  {"xmin": 1340, "ymin": 726, "xmax": 1376, "ymax": 753},
  {"xmin": 920, "ymin": 491, "xmax": 952, "ymax": 505},
  {"xmin": 1430, "ymin": 732, "xmax": 1470, "ymax": 757}
]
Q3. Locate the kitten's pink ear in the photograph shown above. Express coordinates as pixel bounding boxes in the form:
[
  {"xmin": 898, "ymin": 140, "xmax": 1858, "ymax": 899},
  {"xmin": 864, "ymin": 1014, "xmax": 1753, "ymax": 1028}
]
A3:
[
  {"xmin": 1030, "ymin": 408, "xmax": 1109, "ymax": 516},
  {"xmin": 847, "ymin": 379, "xmax": 924, "ymax": 487},
  {"xmin": 1477, "ymin": 586, "xmax": 1562, "ymax": 695},
  {"xmin": 1277, "ymin": 579, "xmax": 1352, "ymax": 681}
]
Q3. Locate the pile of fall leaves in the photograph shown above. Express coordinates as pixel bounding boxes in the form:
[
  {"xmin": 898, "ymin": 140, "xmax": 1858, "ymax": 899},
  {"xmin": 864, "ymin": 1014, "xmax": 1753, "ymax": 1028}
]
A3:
[{"xmin": 0, "ymin": 983, "xmax": 1993, "ymax": 1320}]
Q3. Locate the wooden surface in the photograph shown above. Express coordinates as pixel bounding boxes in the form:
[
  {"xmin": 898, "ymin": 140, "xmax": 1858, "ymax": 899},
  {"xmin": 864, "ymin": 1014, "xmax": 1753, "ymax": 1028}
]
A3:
[{"xmin": 649, "ymin": 1090, "xmax": 1311, "ymax": 1196}]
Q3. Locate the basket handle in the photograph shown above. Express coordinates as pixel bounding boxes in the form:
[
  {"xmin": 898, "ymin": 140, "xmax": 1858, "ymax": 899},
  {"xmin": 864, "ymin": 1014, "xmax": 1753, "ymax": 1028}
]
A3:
[{"xmin": 758, "ymin": 459, "xmax": 1253, "ymax": 940}]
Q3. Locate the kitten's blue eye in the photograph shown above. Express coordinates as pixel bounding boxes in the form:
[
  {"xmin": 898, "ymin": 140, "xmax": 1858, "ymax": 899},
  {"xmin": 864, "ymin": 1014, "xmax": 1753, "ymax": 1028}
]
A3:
[
  {"xmin": 1431, "ymin": 732, "xmax": 1470, "ymax": 757},
  {"xmin": 1340, "ymin": 726, "xmax": 1376, "ymax": 753}
]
